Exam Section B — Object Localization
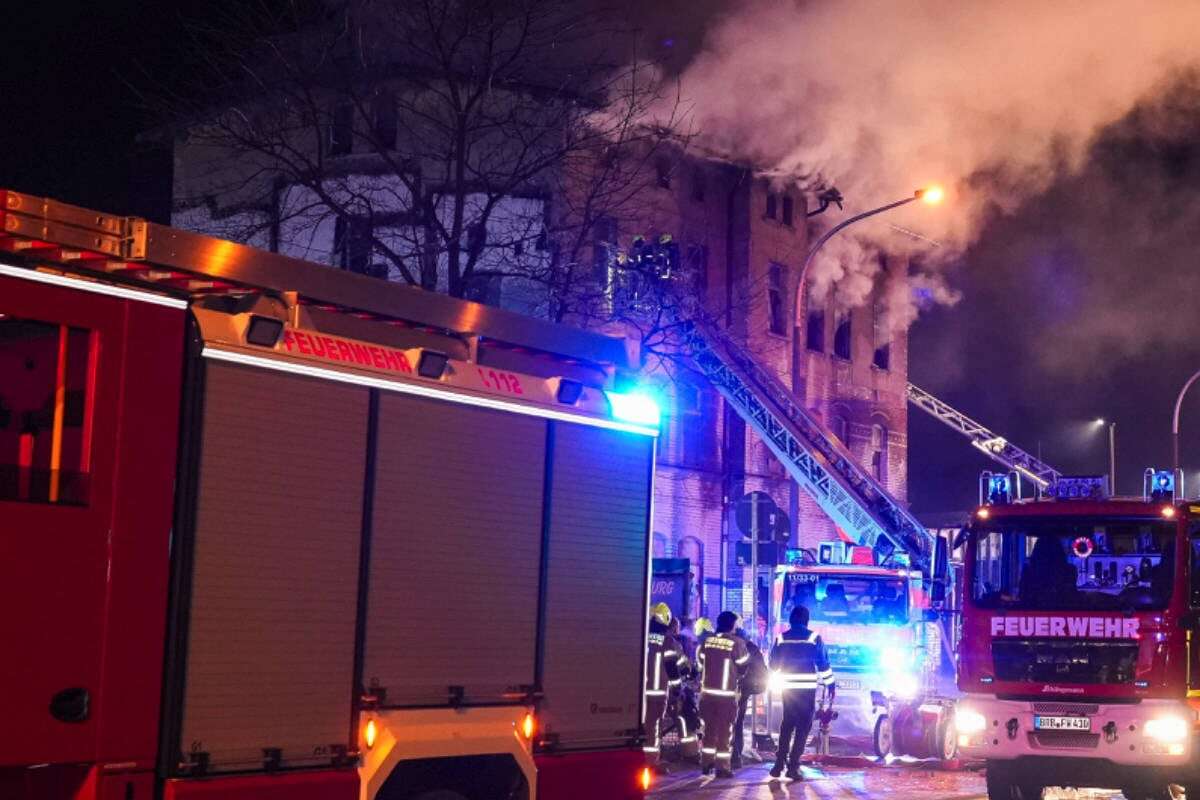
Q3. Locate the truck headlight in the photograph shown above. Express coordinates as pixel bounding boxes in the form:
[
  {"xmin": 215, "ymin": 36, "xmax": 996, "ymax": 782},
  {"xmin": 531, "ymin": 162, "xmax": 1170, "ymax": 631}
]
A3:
[
  {"xmin": 955, "ymin": 707, "xmax": 987, "ymax": 735},
  {"xmin": 1145, "ymin": 716, "xmax": 1189, "ymax": 743},
  {"xmin": 881, "ymin": 645, "xmax": 912, "ymax": 667}
]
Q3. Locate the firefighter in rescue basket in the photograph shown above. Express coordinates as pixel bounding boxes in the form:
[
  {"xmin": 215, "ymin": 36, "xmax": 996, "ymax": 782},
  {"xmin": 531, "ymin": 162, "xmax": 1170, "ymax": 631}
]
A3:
[
  {"xmin": 644, "ymin": 602, "xmax": 687, "ymax": 770},
  {"xmin": 697, "ymin": 611, "xmax": 750, "ymax": 778},
  {"xmin": 769, "ymin": 603, "xmax": 835, "ymax": 781}
]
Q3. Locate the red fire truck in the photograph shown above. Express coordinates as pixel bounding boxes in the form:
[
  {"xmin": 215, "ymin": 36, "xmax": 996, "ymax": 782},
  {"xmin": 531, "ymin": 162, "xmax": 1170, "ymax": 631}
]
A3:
[
  {"xmin": 0, "ymin": 190, "xmax": 657, "ymax": 800},
  {"xmin": 953, "ymin": 473, "xmax": 1200, "ymax": 800}
]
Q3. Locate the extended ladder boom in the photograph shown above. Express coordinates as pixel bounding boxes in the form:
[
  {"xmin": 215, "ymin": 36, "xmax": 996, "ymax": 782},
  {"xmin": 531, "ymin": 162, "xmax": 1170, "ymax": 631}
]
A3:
[
  {"xmin": 684, "ymin": 315, "xmax": 933, "ymax": 574},
  {"xmin": 906, "ymin": 382, "xmax": 1061, "ymax": 489}
]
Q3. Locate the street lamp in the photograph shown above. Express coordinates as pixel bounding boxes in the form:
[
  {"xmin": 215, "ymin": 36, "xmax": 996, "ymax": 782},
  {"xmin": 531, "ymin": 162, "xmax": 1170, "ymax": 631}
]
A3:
[
  {"xmin": 1172, "ymin": 368, "xmax": 1200, "ymax": 491},
  {"xmin": 1094, "ymin": 418, "xmax": 1116, "ymax": 494}
]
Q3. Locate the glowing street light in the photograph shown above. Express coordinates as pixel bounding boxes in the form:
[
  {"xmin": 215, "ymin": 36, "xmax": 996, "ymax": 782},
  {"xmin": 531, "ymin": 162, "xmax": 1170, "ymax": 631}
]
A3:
[{"xmin": 917, "ymin": 185, "xmax": 945, "ymax": 205}]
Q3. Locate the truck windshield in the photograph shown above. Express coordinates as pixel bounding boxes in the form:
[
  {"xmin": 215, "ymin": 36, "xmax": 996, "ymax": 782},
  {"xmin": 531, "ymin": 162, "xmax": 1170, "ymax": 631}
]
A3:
[
  {"xmin": 781, "ymin": 572, "xmax": 908, "ymax": 625},
  {"xmin": 973, "ymin": 519, "xmax": 1175, "ymax": 611}
]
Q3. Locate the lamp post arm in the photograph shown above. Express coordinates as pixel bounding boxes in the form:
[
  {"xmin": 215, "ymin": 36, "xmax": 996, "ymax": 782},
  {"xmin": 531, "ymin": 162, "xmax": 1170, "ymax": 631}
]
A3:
[
  {"xmin": 1171, "ymin": 368, "xmax": 1200, "ymax": 479},
  {"xmin": 797, "ymin": 195, "xmax": 919, "ymax": 289}
]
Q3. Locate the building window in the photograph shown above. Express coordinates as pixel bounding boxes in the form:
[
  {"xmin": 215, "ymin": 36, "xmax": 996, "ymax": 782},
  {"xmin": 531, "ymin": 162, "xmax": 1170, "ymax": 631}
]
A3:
[
  {"xmin": 833, "ymin": 307, "xmax": 852, "ymax": 360},
  {"xmin": 334, "ymin": 216, "xmax": 373, "ymax": 274},
  {"xmin": 0, "ymin": 318, "xmax": 95, "ymax": 505},
  {"xmin": 767, "ymin": 263, "xmax": 787, "ymax": 336},
  {"xmin": 871, "ymin": 423, "xmax": 888, "ymax": 483},
  {"xmin": 592, "ymin": 216, "xmax": 617, "ymax": 283},
  {"xmin": 765, "ymin": 193, "xmax": 777, "ymax": 220},
  {"xmin": 872, "ymin": 298, "xmax": 891, "ymax": 370},
  {"xmin": 372, "ymin": 91, "xmax": 397, "ymax": 150},
  {"xmin": 655, "ymin": 157, "xmax": 672, "ymax": 189},
  {"xmin": 805, "ymin": 285, "xmax": 824, "ymax": 352},
  {"xmin": 782, "ymin": 195, "xmax": 794, "ymax": 226},
  {"xmin": 328, "ymin": 101, "xmax": 353, "ymax": 155},
  {"xmin": 831, "ymin": 414, "xmax": 848, "ymax": 445}
]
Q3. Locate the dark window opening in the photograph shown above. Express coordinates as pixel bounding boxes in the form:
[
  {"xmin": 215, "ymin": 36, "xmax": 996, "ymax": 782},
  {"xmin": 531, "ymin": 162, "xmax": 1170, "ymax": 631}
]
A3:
[
  {"xmin": 767, "ymin": 263, "xmax": 787, "ymax": 336},
  {"xmin": 872, "ymin": 298, "xmax": 890, "ymax": 369},
  {"xmin": 592, "ymin": 216, "xmax": 617, "ymax": 283},
  {"xmin": 782, "ymin": 195, "xmax": 794, "ymax": 226},
  {"xmin": 467, "ymin": 222, "xmax": 487, "ymax": 257},
  {"xmin": 0, "ymin": 318, "xmax": 94, "ymax": 505},
  {"xmin": 655, "ymin": 158, "xmax": 672, "ymax": 189},
  {"xmin": 830, "ymin": 415, "xmax": 847, "ymax": 445},
  {"xmin": 765, "ymin": 193, "xmax": 777, "ymax": 220},
  {"xmin": 372, "ymin": 92, "xmax": 397, "ymax": 149},
  {"xmin": 334, "ymin": 216, "xmax": 376, "ymax": 276},
  {"xmin": 833, "ymin": 309, "xmax": 852, "ymax": 360},
  {"xmin": 805, "ymin": 287, "xmax": 824, "ymax": 352},
  {"xmin": 328, "ymin": 101, "xmax": 353, "ymax": 155}
]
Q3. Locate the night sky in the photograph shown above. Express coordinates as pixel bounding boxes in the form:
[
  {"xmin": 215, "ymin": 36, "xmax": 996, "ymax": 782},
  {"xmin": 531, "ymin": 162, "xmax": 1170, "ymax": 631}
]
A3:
[{"xmin": 6, "ymin": 2, "xmax": 1200, "ymax": 517}]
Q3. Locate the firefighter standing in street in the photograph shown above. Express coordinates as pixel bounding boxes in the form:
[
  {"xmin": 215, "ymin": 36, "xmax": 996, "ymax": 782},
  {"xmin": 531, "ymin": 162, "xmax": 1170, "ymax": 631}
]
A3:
[
  {"xmin": 697, "ymin": 611, "xmax": 750, "ymax": 778},
  {"xmin": 645, "ymin": 603, "xmax": 686, "ymax": 771},
  {"xmin": 769, "ymin": 604, "xmax": 835, "ymax": 781},
  {"xmin": 665, "ymin": 616, "xmax": 701, "ymax": 759}
]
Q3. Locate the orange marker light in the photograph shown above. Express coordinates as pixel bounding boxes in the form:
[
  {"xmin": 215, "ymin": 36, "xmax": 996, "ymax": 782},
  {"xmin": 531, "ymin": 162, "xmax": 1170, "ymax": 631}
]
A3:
[
  {"xmin": 521, "ymin": 712, "xmax": 536, "ymax": 740},
  {"xmin": 364, "ymin": 718, "xmax": 378, "ymax": 749},
  {"xmin": 639, "ymin": 766, "xmax": 653, "ymax": 792},
  {"xmin": 976, "ymin": 507, "xmax": 990, "ymax": 520}
]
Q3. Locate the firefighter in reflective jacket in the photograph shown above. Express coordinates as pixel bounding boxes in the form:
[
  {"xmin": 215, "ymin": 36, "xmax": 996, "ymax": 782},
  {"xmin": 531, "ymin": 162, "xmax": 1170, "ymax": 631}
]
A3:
[
  {"xmin": 645, "ymin": 603, "xmax": 686, "ymax": 770},
  {"xmin": 768, "ymin": 603, "xmax": 835, "ymax": 781},
  {"xmin": 697, "ymin": 611, "xmax": 750, "ymax": 778}
]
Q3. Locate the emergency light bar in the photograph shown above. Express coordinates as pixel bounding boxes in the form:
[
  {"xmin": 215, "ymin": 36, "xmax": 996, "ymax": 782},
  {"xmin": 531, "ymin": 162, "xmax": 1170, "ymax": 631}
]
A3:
[
  {"xmin": 979, "ymin": 470, "xmax": 1018, "ymax": 505},
  {"xmin": 1045, "ymin": 475, "xmax": 1108, "ymax": 501}
]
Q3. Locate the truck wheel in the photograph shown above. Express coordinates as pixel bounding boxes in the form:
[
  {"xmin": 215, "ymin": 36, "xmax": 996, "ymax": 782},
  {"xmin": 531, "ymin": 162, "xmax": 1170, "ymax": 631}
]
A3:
[
  {"xmin": 411, "ymin": 792, "xmax": 469, "ymax": 800},
  {"xmin": 873, "ymin": 714, "xmax": 893, "ymax": 759},
  {"xmin": 936, "ymin": 716, "xmax": 958, "ymax": 762}
]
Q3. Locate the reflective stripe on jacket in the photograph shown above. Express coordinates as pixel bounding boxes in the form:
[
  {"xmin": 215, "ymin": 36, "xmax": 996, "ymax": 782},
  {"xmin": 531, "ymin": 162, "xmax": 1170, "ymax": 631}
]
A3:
[{"xmin": 770, "ymin": 627, "xmax": 835, "ymax": 691}]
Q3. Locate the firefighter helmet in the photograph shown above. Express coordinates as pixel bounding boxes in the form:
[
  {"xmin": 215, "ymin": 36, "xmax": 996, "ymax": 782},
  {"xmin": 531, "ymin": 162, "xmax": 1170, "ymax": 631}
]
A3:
[
  {"xmin": 650, "ymin": 602, "xmax": 672, "ymax": 626},
  {"xmin": 693, "ymin": 617, "xmax": 714, "ymax": 636}
]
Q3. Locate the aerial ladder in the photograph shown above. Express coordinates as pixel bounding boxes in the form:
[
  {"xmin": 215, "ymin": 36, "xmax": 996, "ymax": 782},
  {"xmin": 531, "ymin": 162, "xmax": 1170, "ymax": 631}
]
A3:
[
  {"xmin": 681, "ymin": 311, "xmax": 934, "ymax": 573},
  {"xmin": 905, "ymin": 383, "xmax": 1062, "ymax": 493}
]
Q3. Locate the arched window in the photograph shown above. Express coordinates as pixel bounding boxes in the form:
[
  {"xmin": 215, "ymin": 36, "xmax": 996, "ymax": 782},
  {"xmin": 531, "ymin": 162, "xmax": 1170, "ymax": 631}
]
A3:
[
  {"xmin": 677, "ymin": 535, "xmax": 705, "ymax": 622},
  {"xmin": 831, "ymin": 414, "xmax": 848, "ymax": 445},
  {"xmin": 871, "ymin": 423, "xmax": 888, "ymax": 483}
]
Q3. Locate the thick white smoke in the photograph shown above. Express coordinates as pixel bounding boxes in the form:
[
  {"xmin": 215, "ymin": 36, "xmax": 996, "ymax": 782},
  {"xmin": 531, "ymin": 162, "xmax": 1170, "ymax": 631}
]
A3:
[{"xmin": 670, "ymin": 0, "xmax": 1200, "ymax": 327}]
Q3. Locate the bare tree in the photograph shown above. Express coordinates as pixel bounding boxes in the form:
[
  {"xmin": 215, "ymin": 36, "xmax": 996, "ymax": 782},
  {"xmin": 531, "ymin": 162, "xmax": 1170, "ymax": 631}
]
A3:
[{"xmin": 152, "ymin": 0, "xmax": 689, "ymax": 331}]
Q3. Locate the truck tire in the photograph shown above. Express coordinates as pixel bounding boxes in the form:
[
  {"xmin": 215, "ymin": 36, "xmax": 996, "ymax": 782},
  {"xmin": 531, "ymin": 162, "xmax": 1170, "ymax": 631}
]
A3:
[
  {"xmin": 936, "ymin": 716, "xmax": 958, "ymax": 762},
  {"xmin": 411, "ymin": 792, "xmax": 469, "ymax": 800},
  {"xmin": 873, "ymin": 715, "xmax": 893, "ymax": 759},
  {"xmin": 986, "ymin": 762, "xmax": 1041, "ymax": 800}
]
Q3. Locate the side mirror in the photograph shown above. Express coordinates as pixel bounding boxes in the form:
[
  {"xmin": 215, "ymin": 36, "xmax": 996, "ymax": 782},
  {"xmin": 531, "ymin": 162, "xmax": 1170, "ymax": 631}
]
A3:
[
  {"xmin": 929, "ymin": 581, "xmax": 947, "ymax": 605},
  {"xmin": 932, "ymin": 534, "xmax": 949, "ymax": 583}
]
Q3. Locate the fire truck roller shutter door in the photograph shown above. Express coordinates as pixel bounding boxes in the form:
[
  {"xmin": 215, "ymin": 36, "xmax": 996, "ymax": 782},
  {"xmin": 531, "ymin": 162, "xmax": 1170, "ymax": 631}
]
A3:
[
  {"xmin": 539, "ymin": 422, "xmax": 655, "ymax": 749},
  {"xmin": 365, "ymin": 393, "xmax": 545, "ymax": 705},
  {"xmin": 179, "ymin": 362, "xmax": 367, "ymax": 772}
]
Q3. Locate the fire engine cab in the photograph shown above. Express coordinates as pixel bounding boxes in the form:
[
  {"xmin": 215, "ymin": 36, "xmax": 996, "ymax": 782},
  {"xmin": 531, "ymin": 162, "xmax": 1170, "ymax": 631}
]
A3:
[
  {"xmin": 955, "ymin": 471, "xmax": 1200, "ymax": 800},
  {"xmin": 771, "ymin": 543, "xmax": 958, "ymax": 762},
  {"xmin": 0, "ymin": 190, "xmax": 657, "ymax": 800}
]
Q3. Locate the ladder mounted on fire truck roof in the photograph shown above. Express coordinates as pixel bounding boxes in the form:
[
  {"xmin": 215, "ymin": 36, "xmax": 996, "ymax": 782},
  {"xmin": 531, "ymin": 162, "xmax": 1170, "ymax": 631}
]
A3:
[
  {"xmin": 682, "ymin": 312, "xmax": 934, "ymax": 575},
  {"xmin": 905, "ymin": 382, "xmax": 1062, "ymax": 490},
  {"xmin": 0, "ymin": 189, "xmax": 636, "ymax": 374}
]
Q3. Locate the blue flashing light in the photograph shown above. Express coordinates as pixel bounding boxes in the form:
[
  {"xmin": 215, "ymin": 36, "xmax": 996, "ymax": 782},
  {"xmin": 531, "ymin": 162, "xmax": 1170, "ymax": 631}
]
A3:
[
  {"xmin": 987, "ymin": 475, "xmax": 1011, "ymax": 505},
  {"xmin": 607, "ymin": 390, "xmax": 661, "ymax": 427}
]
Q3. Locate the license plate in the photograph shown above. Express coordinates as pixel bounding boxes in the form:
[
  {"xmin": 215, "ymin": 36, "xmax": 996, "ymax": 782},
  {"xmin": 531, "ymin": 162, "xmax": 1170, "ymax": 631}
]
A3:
[
  {"xmin": 1033, "ymin": 715, "xmax": 1091, "ymax": 731},
  {"xmin": 838, "ymin": 679, "xmax": 861, "ymax": 690}
]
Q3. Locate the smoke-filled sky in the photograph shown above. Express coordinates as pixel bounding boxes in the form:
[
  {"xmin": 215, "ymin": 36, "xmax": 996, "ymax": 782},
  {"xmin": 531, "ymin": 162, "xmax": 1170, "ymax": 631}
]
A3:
[{"xmin": 636, "ymin": 0, "xmax": 1200, "ymax": 510}]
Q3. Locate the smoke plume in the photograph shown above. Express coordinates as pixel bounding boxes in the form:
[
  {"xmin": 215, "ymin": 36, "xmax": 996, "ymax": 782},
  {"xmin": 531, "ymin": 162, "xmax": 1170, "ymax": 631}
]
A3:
[{"xmin": 669, "ymin": 0, "xmax": 1200, "ymax": 329}]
